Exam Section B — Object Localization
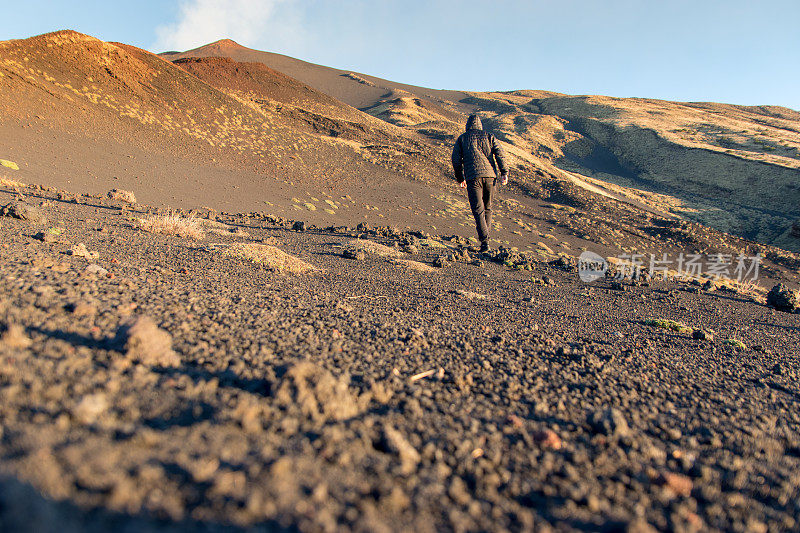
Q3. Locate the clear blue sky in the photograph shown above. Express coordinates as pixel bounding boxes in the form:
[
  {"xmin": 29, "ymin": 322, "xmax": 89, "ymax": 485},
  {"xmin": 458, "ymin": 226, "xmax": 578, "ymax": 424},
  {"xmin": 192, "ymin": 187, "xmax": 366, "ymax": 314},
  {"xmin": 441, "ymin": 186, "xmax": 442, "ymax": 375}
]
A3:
[{"xmin": 3, "ymin": 0, "xmax": 799, "ymax": 110}]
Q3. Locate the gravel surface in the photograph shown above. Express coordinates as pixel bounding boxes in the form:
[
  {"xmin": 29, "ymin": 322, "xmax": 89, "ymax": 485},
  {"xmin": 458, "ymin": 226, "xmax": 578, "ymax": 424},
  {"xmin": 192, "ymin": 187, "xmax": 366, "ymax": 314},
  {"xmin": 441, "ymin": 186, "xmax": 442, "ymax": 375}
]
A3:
[{"xmin": 1, "ymin": 190, "xmax": 799, "ymax": 532}]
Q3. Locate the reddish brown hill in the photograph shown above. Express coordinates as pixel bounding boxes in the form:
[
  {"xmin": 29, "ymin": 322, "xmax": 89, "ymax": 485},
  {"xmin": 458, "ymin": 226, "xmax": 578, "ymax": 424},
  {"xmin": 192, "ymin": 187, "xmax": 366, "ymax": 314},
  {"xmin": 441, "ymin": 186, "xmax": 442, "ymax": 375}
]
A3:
[
  {"xmin": 173, "ymin": 56, "xmax": 345, "ymax": 112},
  {"xmin": 0, "ymin": 31, "xmax": 450, "ymax": 211},
  {"xmin": 160, "ymin": 39, "xmax": 468, "ymax": 115}
]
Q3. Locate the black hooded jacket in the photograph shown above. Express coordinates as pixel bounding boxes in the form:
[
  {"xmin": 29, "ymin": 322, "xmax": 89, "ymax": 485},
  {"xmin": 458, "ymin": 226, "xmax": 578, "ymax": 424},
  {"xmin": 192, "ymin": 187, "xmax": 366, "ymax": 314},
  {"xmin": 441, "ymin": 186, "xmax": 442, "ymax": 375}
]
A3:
[{"xmin": 451, "ymin": 115, "xmax": 508, "ymax": 182}]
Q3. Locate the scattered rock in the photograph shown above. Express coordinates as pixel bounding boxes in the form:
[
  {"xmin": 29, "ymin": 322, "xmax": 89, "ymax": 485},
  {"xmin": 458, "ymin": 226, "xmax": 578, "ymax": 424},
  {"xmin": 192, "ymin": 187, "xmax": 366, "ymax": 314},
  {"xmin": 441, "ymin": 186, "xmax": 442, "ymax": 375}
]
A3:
[
  {"xmin": 533, "ymin": 429, "xmax": 563, "ymax": 450},
  {"xmin": 766, "ymin": 283, "xmax": 799, "ymax": 313},
  {"xmin": 549, "ymin": 256, "xmax": 577, "ymax": 272},
  {"xmin": 273, "ymin": 361, "xmax": 359, "ymax": 422},
  {"xmin": 113, "ymin": 316, "xmax": 180, "ymax": 367},
  {"xmin": 702, "ymin": 279, "xmax": 717, "ymax": 291},
  {"xmin": 107, "ymin": 189, "xmax": 136, "ymax": 204},
  {"xmin": 589, "ymin": 408, "xmax": 630, "ymax": 437},
  {"xmin": 292, "ymin": 220, "xmax": 306, "ymax": 232},
  {"xmin": 380, "ymin": 425, "xmax": 421, "ymax": 475},
  {"xmin": 0, "ymin": 202, "xmax": 47, "ymax": 224},
  {"xmin": 0, "ymin": 324, "xmax": 32, "ymax": 349},
  {"xmin": 32, "ymin": 230, "xmax": 59, "ymax": 243},
  {"xmin": 691, "ymin": 329, "xmax": 714, "ymax": 341},
  {"xmin": 433, "ymin": 255, "xmax": 448, "ymax": 268},
  {"xmin": 84, "ymin": 264, "xmax": 109, "ymax": 276},
  {"xmin": 69, "ymin": 243, "xmax": 99, "ymax": 261}
]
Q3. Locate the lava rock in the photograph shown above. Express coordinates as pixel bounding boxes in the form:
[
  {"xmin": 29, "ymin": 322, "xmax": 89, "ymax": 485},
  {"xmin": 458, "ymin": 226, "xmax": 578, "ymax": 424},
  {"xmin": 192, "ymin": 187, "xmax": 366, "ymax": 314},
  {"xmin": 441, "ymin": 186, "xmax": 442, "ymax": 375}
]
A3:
[
  {"xmin": 692, "ymin": 329, "xmax": 714, "ymax": 341},
  {"xmin": 766, "ymin": 284, "xmax": 799, "ymax": 313}
]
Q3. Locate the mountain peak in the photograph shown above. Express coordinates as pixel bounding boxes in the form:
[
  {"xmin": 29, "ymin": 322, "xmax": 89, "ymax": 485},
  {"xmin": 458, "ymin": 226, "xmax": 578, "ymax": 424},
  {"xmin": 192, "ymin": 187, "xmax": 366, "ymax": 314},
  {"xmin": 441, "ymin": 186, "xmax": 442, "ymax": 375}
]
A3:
[{"xmin": 212, "ymin": 38, "xmax": 246, "ymax": 49}]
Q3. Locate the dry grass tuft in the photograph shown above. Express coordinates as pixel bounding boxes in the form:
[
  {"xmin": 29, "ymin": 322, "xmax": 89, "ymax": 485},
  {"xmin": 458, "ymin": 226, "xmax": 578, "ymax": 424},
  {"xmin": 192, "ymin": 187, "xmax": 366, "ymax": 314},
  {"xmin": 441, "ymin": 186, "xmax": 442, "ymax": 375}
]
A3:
[
  {"xmin": 135, "ymin": 214, "xmax": 205, "ymax": 240},
  {"xmin": 392, "ymin": 259, "xmax": 437, "ymax": 273},
  {"xmin": 454, "ymin": 289, "xmax": 488, "ymax": 300},
  {"xmin": 345, "ymin": 239, "xmax": 403, "ymax": 259},
  {"xmin": 717, "ymin": 277, "xmax": 766, "ymax": 301},
  {"xmin": 0, "ymin": 176, "xmax": 25, "ymax": 188},
  {"xmin": 220, "ymin": 243, "xmax": 319, "ymax": 274}
]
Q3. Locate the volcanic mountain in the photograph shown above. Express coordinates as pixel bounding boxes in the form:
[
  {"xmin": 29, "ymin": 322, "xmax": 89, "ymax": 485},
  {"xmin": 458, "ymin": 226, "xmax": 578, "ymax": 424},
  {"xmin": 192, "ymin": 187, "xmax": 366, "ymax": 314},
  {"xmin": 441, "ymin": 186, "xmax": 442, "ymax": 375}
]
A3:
[
  {"xmin": 163, "ymin": 39, "xmax": 800, "ymax": 252},
  {"xmin": 1, "ymin": 30, "xmax": 799, "ymax": 267}
]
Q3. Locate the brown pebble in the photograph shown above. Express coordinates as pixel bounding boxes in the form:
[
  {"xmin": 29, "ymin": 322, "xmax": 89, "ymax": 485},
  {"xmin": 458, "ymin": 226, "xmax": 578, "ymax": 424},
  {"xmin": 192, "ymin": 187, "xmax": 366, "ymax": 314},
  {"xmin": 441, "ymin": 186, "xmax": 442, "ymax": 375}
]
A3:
[{"xmin": 656, "ymin": 471, "xmax": 693, "ymax": 497}]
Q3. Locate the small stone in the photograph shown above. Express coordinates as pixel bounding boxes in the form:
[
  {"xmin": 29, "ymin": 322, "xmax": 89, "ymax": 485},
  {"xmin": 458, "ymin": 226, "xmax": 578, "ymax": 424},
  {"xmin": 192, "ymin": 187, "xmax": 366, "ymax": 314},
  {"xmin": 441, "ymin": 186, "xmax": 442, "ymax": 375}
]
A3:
[
  {"xmin": 0, "ymin": 202, "xmax": 47, "ymax": 224},
  {"xmin": 69, "ymin": 243, "xmax": 99, "ymax": 261},
  {"xmin": 33, "ymin": 231, "xmax": 58, "ymax": 243},
  {"xmin": 656, "ymin": 471, "xmax": 693, "ymax": 497},
  {"xmin": 589, "ymin": 408, "xmax": 630, "ymax": 437},
  {"xmin": 114, "ymin": 316, "xmax": 180, "ymax": 367},
  {"xmin": 506, "ymin": 414, "xmax": 525, "ymax": 428},
  {"xmin": 292, "ymin": 220, "xmax": 306, "ymax": 232},
  {"xmin": 0, "ymin": 324, "xmax": 32, "ymax": 349},
  {"xmin": 691, "ymin": 329, "xmax": 714, "ymax": 341},
  {"xmin": 85, "ymin": 264, "xmax": 109, "ymax": 276},
  {"xmin": 533, "ymin": 429, "xmax": 563, "ymax": 450}
]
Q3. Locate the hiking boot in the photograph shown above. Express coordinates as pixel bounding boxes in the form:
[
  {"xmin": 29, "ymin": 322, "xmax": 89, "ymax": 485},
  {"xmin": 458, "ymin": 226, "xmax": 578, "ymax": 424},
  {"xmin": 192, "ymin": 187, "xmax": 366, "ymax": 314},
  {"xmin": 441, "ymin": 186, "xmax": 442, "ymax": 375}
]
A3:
[{"xmin": 479, "ymin": 242, "xmax": 490, "ymax": 253}]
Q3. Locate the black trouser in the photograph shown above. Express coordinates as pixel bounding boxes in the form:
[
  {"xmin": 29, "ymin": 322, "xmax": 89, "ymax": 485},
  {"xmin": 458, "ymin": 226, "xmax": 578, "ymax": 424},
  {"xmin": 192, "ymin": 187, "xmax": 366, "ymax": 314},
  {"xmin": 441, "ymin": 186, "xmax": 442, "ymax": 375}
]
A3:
[{"xmin": 466, "ymin": 177, "xmax": 494, "ymax": 245}]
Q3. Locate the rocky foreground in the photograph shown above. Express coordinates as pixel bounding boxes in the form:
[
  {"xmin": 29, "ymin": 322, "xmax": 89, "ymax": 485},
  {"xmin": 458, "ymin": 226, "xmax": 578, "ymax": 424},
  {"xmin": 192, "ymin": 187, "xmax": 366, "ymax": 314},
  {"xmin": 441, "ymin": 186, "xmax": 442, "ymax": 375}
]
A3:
[{"xmin": 1, "ymin": 188, "xmax": 799, "ymax": 532}]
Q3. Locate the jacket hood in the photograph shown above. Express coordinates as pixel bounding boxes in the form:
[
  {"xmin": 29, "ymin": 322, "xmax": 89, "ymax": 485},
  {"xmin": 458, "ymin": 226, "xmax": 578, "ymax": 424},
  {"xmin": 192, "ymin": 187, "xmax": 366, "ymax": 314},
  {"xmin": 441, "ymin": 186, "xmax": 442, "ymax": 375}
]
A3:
[{"xmin": 466, "ymin": 114, "xmax": 483, "ymax": 131}]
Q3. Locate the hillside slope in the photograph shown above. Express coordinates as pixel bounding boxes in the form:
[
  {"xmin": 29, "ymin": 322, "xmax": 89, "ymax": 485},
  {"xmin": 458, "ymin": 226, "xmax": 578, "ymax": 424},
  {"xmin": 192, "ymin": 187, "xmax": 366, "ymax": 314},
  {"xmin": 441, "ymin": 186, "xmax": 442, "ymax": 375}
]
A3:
[
  {"xmin": 160, "ymin": 39, "xmax": 800, "ymax": 252},
  {"xmin": 0, "ymin": 31, "xmax": 450, "ymax": 213},
  {"xmin": 473, "ymin": 92, "xmax": 800, "ymax": 248}
]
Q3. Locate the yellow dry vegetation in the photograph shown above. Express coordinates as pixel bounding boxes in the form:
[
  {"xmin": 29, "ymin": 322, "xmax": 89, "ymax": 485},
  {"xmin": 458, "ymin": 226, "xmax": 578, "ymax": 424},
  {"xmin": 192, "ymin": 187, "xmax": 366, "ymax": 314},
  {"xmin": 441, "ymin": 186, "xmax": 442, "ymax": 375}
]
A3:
[
  {"xmin": 0, "ymin": 176, "xmax": 25, "ymax": 188},
  {"xmin": 345, "ymin": 239, "xmax": 403, "ymax": 258},
  {"xmin": 135, "ymin": 214, "xmax": 205, "ymax": 240},
  {"xmin": 0, "ymin": 159, "xmax": 19, "ymax": 171},
  {"xmin": 392, "ymin": 259, "xmax": 436, "ymax": 273},
  {"xmin": 220, "ymin": 243, "xmax": 319, "ymax": 274}
]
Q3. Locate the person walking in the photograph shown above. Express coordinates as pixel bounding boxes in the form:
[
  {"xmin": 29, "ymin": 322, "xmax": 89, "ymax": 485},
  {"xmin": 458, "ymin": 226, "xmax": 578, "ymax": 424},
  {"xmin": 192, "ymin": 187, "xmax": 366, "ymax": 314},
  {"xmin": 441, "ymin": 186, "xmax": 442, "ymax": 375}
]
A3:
[{"xmin": 451, "ymin": 114, "xmax": 508, "ymax": 253}]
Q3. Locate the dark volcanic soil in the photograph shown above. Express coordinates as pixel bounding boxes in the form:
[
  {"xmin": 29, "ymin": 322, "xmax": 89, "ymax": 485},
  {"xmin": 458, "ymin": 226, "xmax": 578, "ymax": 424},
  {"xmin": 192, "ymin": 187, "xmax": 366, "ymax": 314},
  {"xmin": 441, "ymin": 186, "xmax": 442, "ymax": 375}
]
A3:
[{"xmin": 1, "ymin": 186, "xmax": 799, "ymax": 532}]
